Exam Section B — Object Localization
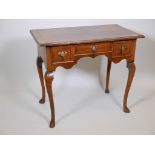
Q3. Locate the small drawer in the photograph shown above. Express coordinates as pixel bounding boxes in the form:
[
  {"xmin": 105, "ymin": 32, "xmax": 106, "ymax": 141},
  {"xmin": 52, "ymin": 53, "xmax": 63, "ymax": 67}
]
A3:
[
  {"xmin": 95, "ymin": 42, "xmax": 112, "ymax": 53},
  {"xmin": 51, "ymin": 46, "xmax": 74, "ymax": 63},
  {"xmin": 112, "ymin": 41, "xmax": 134, "ymax": 58},
  {"xmin": 75, "ymin": 42, "xmax": 112, "ymax": 55},
  {"xmin": 74, "ymin": 44, "xmax": 92, "ymax": 55}
]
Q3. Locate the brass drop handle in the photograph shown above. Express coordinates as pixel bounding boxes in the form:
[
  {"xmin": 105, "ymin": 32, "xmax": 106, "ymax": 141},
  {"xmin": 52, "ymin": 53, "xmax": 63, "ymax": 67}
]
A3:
[
  {"xmin": 58, "ymin": 51, "xmax": 67, "ymax": 57},
  {"xmin": 120, "ymin": 45, "xmax": 127, "ymax": 51},
  {"xmin": 91, "ymin": 45, "xmax": 96, "ymax": 52}
]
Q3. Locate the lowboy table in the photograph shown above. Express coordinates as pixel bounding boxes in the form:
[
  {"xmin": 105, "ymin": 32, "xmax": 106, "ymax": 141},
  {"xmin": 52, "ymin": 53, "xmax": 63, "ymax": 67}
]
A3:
[{"xmin": 30, "ymin": 24, "xmax": 144, "ymax": 128}]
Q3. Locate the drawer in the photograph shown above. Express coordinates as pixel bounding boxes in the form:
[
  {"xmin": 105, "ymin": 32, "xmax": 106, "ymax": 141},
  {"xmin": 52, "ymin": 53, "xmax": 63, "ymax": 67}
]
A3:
[
  {"xmin": 51, "ymin": 46, "xmax": 74, "ymax": 63},
  {"xmin": 112, "ymin": 41, "xmax": 134, "ymax": 58},
  {"xmin": 74, "ymin": 44, "xmax": 92, "ymax": 55},
  {"xmin": 75, "ymin": 42, "xmax": 112, "ymax": 55},
  {"xmin": 95, "ymin": 42, "xmax": 112, "ymax": 53}
]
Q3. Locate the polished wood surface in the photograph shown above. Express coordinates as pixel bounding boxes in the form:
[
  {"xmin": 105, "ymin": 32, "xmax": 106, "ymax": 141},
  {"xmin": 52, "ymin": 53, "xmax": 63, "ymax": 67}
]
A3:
[
  {"xmin": 45, "ymin": 72, "xmax": 55, "ymax": 128},
  {"xmin": 44, "ymin": 39, "xmax": 137, "ymax": 72},
  {"xmin": 31, "ymin": 24, "xmax": 145, "ymax": 128},
  {"xmin": 30, "ymin": 24, "xmax": 144, "ymax": 46},
  {"xmin": 123, "ymin": 62, "xmax": 136, "ymax": 113}
]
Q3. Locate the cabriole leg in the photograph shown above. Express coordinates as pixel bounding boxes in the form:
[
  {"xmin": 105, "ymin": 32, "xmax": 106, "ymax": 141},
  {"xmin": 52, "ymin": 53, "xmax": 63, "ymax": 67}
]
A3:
[
  {"xmin": 37, "ymin": 57, "xmax": 45, "ymax": 104},
  {"xmin": 105, "ymin": 59, "xmax": 112, "ymax": 93},
  {"xmin": 45, "ymin": 72, "xmax": 55, "ymax": 128},
  {"xmin": 123, "ymin": 61, "xmax": 136, "ymax": 113}
]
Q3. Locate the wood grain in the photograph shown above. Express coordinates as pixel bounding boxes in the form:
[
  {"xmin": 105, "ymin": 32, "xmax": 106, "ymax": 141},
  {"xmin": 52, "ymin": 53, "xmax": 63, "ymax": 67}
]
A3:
[
  {"xmin": 30, "ymin": 24, "xmax": 144, "ymax": 46},
  {"xmin": 45, "ymin": 72, "xmax": 55, "ymax": 128},
  {"xmin": 123, "ymin": 62, "xmax": 136, "ymax": 113}
]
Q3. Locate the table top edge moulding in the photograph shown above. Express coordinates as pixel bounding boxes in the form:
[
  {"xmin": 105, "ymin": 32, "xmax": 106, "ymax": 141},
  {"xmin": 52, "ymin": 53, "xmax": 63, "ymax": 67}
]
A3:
[
  {"xmin": 30, "ymin": 24, "xmax": 145, "ymax": 46},
  {"xmin": 30, "ymin": 24, "xmax": 145, "ymax": 128}
]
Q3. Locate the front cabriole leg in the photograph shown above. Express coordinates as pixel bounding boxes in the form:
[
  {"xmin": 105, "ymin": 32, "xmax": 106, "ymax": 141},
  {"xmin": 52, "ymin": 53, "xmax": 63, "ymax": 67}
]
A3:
[
  {"xmin": 44, "ymin": 71, "xmax": 55, "ymax": 128},
  {"xmin": 123, "ymin": 61, "xmax": 136, "ymax": 113}
]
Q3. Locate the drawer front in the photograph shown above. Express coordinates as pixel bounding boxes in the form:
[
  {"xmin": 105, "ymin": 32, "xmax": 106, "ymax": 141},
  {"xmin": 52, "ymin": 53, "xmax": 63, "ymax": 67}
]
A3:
[
  {"xmin": 51, "ymin": 46, "xmax": 74, "ymax": 63},
  {"xmin": 112, "ymin": 41, "xmax": 134, "ymax": 58},
  {"xmin": 95, "ymin": 42, "xmax": 112, "ymax": 53},
  {"xmin": 75, "ymin": 44, "xmax": 92, "ymax": 55},
  {"xmin": 75, "ymin": 42, "xmax": 112, "ymax": 55}
]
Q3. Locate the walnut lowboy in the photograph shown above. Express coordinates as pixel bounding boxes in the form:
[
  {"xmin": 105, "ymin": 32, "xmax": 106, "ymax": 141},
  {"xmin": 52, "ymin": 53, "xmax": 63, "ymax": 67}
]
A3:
[{"xmin": 31, "ymin": 24, "xmax": 145, "ymax": 128}]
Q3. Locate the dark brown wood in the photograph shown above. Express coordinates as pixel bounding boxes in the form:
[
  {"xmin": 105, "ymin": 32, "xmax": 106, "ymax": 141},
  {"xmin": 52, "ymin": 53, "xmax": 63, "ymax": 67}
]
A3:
[
  {"xmin": 105, "ymin": 59, "xmax": 112, "ymax": 93},
  {"xmin": 44, "ymin": 72, "xmax": 55, "ymax": 128},
  {"xmin": 123, "ymin": 62, "xmax": 136, "ymax": 113},
  {"xmin": 30, "ymin": 24, "xmax": 144, "ymax": 46},
  {"xmin": 36, "ymin": 56, "xmax": 45, "ymax": 104},
  {"xmin": 74, "ymin": 42, "xmax": 112, "ymax": 55},
  {"xmin": 112, "ymin": 40, "xmax": 134, "ymax": 58},
  {"xmin": 51, "ymin": 46, "xmax": 75, "ymax": 63},
  {"xmin": 46, "ymin": 40, "xmax": 136, "ymax": 72},
  {"xmin": 30, "ymin": 24, "xmax": 144, "ymax": 128}
]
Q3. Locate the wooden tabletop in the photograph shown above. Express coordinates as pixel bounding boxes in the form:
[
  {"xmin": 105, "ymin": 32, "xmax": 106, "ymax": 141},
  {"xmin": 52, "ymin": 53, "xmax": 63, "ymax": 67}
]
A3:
[{"xmin": 30, "ymin": 24, "xmax": 144, "ymax": 46}]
